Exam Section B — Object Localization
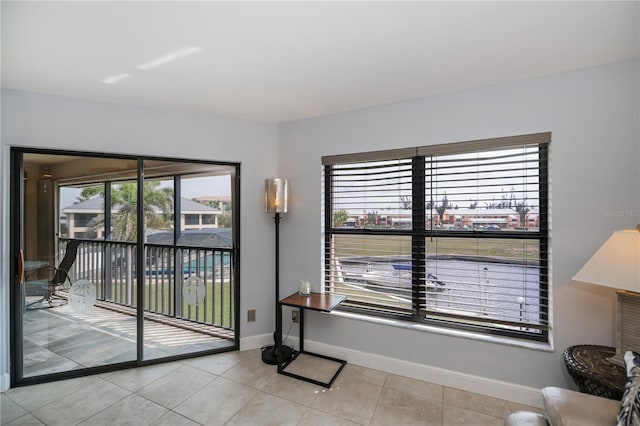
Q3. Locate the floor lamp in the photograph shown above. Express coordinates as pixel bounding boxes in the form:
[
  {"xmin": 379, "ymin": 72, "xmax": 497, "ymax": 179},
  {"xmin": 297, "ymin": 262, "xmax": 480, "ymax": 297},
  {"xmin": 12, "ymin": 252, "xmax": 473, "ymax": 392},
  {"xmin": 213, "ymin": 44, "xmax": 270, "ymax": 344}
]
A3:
[{"xmin": 261, "ymin": 178, "xmax": 291, "ymax": 365}]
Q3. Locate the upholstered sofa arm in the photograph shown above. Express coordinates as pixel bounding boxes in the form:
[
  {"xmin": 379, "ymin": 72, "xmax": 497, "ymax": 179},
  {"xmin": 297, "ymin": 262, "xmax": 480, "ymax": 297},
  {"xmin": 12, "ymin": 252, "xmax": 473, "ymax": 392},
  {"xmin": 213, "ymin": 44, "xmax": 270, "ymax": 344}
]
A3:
[{"xmin": 542, "ymin": 386, "xmax": 619, "ymax": 426}]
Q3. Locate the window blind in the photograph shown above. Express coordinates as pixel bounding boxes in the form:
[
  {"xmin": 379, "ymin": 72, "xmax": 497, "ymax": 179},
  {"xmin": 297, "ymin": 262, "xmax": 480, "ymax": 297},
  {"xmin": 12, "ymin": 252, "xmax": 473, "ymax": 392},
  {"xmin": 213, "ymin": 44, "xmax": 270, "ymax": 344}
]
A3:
[{"xmin": 324, "ymin": 133, "xmax": 549, "ymax": 341}]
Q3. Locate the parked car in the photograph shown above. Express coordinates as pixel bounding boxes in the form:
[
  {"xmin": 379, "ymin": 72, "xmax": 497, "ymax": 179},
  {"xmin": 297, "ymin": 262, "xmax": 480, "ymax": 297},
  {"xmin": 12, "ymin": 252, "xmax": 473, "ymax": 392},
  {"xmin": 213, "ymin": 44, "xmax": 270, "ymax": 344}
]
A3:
[{"xmin": 485, "ymin": 224, "xmax": 501, "ymax": 231}]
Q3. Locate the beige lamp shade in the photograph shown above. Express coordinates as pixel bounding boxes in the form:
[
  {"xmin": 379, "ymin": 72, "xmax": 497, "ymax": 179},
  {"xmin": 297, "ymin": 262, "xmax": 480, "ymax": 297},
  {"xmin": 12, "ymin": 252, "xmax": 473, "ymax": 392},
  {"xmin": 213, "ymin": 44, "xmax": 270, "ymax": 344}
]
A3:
[
  {"xmin": 265, "ymin": 178, "xmax": 289, "ymax": 213},
  {"xmin": 572, "ymin": 229, "xmax": 640, "ymax": 292}
]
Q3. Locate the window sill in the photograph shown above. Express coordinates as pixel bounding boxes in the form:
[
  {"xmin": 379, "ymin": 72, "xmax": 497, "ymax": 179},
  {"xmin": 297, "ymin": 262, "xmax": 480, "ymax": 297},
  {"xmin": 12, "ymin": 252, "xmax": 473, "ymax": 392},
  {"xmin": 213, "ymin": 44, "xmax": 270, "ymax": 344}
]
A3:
[{"xmin": 328, "ymin": 310, "xmax": 554, "ymax": 352}]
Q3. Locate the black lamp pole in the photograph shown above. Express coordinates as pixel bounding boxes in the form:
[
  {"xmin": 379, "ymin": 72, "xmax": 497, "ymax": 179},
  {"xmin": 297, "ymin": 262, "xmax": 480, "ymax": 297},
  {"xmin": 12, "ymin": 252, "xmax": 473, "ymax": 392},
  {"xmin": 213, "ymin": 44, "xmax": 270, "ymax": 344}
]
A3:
[
  {"xmin": 274, "ymin": 212, "xmax": 281, "ymax": 352},
  {"xmin": 261, "ymin": 212, "xmax": 283, "ymax": 364}
]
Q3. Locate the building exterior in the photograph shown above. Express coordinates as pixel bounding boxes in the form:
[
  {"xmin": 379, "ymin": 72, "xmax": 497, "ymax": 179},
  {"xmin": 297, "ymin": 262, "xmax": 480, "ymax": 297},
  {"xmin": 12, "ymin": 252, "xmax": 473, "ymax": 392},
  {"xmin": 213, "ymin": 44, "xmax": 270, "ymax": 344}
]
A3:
[
  {"xmin": 63, "ymin": 197, "xmax": 222, "ymax": 239},
  {"xmin": 341, "ymin": 208, "xmax": 538, "ymax": 230}
]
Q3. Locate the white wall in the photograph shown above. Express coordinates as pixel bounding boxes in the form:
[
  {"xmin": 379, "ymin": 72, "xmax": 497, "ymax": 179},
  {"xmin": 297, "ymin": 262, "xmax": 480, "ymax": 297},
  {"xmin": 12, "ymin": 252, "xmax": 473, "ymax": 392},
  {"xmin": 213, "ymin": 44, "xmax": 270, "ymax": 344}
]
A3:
[
  {"xmin": 0, "ymin": 89, "xmax": 279, "ymax": 390},
  {"xmin": 278, "ymin": 60, "xmax": 640, "ymax": 389}
]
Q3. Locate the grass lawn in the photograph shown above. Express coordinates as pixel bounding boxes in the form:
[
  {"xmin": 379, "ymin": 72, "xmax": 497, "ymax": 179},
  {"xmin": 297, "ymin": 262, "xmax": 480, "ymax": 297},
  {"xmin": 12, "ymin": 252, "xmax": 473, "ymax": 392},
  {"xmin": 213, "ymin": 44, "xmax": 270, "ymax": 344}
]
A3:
[
  {"xmin": 333, "ymin": 235, "xmax": 540, "ymax": 260},
  {"xmin": 103, "ymin": 279, "xmax": 234, "ymax": 328}
]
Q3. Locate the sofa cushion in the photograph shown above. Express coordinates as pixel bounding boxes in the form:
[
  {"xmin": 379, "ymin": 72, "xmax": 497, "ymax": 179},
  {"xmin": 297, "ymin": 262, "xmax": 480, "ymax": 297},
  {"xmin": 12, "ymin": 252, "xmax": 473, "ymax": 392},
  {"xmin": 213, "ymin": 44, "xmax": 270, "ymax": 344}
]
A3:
[
  {"xmin": 542, "ymin": 386, "xmax": 619, "ymax": 426},
  {"xmin": 616, "ymin": 351, "xmax": 640, "ymax": 426}
]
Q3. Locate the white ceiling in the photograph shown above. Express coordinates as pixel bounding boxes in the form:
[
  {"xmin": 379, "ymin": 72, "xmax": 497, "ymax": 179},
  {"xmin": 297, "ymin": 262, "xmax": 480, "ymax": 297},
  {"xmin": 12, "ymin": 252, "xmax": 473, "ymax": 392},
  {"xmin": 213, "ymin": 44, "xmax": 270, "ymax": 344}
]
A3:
[{"xmin": 2, "ymin": 1, "xmax": 638, "ymax": 124}]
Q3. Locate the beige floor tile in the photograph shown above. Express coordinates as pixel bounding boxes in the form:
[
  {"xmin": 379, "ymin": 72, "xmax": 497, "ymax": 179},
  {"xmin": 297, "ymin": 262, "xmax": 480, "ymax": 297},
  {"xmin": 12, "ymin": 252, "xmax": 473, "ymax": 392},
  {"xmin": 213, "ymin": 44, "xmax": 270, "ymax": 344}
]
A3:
[
  {"xmin": 443, "ymin": 387, "xmax": 511, "ymax": 419},
  {"xmin": 311, "ymin": 377, "xmax": 383, "ymax": 425},
  {"xmin": 30, "ymin": 378, "xmax": 130, "ymax": 426},
  {"xmin": 99, "ymin": 361, "xmax": 183, "ymax": 392},
  {"xmin": 149, "ymin": 411, "xmax": 201, "ymax": 426},
  {"xmin": 225, "ymin": 392, "xmax": 308, "ymax": 426},
  {"xmin": 384, "ymin": 374, "xmax": 444, "ymax": 402},
  {"xmin": 136, "ymin": 364, "xmax": 216, "ymax": 409},
  {"xmin": 237, "ymin": 348, "xmax": 263, "ymax": 361},
  {"xmin": 371, "ymin": 387, "xmax": 443, "ymax": 426},
  {"xmin": 297, "ymin": 408, "xmax": 364, "ymax": 426},
  {"xmin": 186, "ymin": 350, "xmax": 244, "ymax": 375},
  {"xmin": 260, "ymin": 370, "xmax": 323, "ymax": 406},
  {"xmin": 77, "ymin": 394, "xmax": 167, "ymax": 426},
  {"xmin": 5, "ymin": 375, "xmax": 99, "ymax": 412},
  {"xmin": 4, "ymin": 414, "xmax": 45, "ymax": 426},
  {"xmin": 4, "ymin": 349, "xmax": 542, "ymax": 426},
  {"xmin": 443, "ymin": 406, "xmax": 503, "ymax": 426},
  {"xmin": 222, "ymin": 352, "xmax": 277, "ymax": 390},
  {"xmin": 1, "ymin": 395, "xmax": 28, "ymax": 425},
  {"xmin": 335, "ymin": 364, "xmax": 387, "ymax": 388},
  {"xmin": 173, "ymin": 376, "xmax": 256, "ymax": 425}
]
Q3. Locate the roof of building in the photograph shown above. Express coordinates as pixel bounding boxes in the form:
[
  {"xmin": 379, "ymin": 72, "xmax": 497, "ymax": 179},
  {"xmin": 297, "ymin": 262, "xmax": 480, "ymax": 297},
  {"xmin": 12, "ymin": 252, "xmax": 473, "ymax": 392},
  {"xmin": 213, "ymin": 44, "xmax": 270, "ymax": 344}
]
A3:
[
  {"xmin": 180, "ymin": 198, "xmax": 221, "ymax": 213},
  {"xmin": 63, "ymin": 196, "xmax": 105, "ymax": 212},
  {"xmin": 195, "ymin": 196, "xmax": 231, "ymax": 203},
  {"xmin": 147, "ymin": 228, "xmax": 232, "ymax": 248}
]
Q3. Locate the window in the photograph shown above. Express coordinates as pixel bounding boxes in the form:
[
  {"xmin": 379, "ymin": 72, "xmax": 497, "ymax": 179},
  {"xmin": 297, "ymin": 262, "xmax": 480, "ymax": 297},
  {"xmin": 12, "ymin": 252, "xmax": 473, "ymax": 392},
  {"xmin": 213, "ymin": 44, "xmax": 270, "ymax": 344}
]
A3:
[
  {"xmin": 74, "ymin": 213, "xmax": 97, "ymax": 228},
  {"xmin": 185, "ymin": 214, "xmax": 200, "ymax": 225},
  {"xmin": 323, "ymin": 133, "xmax": 549, "ymax": 341},
  {"xmin": 202, "ymin": 214, "xmax": 216, "ymax": 225}
]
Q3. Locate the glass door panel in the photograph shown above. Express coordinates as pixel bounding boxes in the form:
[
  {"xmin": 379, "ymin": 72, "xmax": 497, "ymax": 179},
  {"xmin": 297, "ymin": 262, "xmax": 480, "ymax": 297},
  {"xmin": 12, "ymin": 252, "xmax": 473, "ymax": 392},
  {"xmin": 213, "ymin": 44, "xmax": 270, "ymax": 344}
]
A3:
[
  {"xmin": 142, "ymin": 160, "xmax": 236, "ymax": 361},
  {"xmin": 17, "ymin": 152, "xmax": 139, "ymax": 379}
]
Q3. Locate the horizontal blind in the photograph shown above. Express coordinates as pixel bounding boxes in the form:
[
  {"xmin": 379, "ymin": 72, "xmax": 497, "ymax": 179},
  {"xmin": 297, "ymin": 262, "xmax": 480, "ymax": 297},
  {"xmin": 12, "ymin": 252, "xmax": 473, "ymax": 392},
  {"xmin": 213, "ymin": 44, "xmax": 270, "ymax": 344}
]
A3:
[
  {"xmin": 329, "ymin": 159, "xmax": 413, "ymax": 228},
  {"xmin": 326, "ymin": 234, "xmax": 414, "ymax": 316},
  {"xmin": 418, "ymin": 132, "xmax": 550, "ymax": 157},
  {"xmin": 422, "ymin": 144, "xmax": 548, "ymax": 334},
  {"xmin": 420, "ymin": 238, "xmax": 548, "ymax": 331},
  {"xmin": 324, "ymin": 135, "xmax": 549, "ymax": 340},
  {"xmin": 325, "ymin": 158, "xmax": 415, "ymax": 316}
]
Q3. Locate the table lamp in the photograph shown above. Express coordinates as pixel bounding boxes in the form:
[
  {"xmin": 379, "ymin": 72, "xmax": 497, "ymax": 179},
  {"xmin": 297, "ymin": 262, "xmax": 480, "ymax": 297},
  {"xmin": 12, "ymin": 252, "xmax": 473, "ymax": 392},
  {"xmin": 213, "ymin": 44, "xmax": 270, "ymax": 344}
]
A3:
[{"xmin": 572, "ymin": 225, "xmax": 640, "ymax": 365}]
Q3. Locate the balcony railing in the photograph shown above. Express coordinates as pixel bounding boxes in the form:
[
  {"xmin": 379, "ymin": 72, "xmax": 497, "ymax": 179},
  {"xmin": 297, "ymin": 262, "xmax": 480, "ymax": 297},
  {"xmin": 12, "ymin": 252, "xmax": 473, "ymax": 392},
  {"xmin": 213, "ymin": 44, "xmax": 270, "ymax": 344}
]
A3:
[{"xmin": 61, "ymin": 239, "xmax": 235, "ymax": 331}]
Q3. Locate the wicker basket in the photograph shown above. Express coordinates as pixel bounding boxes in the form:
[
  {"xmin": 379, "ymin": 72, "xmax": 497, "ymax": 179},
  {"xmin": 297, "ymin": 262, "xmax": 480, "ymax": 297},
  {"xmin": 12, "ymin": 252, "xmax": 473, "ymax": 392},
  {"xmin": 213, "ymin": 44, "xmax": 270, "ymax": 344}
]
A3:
[{"xmin": 563, "ymin": 345, "xmax": 626, "ymax": 400}]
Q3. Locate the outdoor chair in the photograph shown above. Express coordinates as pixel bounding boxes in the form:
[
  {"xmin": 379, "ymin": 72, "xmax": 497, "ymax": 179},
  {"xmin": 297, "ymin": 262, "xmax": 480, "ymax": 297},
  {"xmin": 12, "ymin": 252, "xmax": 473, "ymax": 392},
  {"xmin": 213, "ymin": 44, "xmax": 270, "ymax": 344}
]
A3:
[{"xmin": 25, "ymin": 240, "xmax": 81, "ymax": 309}]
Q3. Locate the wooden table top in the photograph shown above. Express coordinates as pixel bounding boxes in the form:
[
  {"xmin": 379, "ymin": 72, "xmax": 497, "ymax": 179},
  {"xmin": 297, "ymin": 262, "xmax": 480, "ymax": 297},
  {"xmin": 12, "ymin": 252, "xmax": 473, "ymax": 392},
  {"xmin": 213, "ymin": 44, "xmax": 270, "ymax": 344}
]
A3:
[{"xmin": 280, "ymin": 292, "xmax": 346, "ymax": 312}]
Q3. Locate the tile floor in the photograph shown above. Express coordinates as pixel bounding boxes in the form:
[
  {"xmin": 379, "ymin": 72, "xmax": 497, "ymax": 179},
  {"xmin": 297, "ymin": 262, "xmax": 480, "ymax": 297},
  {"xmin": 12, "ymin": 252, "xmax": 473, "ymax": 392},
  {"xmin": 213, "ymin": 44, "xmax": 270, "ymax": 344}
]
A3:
[
  {"xmin": 1, "ymin": 349, "xmax": 543, "ymax": 426},
  {"xmin": 22, "ymin": 303, "xmax": 233, "ymax": 378}
]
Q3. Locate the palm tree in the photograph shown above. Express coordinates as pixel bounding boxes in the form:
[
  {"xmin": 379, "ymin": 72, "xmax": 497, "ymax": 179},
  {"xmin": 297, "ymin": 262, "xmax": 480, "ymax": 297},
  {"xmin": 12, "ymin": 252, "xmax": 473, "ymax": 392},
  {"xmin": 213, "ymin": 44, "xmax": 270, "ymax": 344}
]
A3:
[
  {"xmin": 514, "ymin": 201, "xmax": 530, "ymax": 228},
  {"xmin": 436, "ymin": 195, "xmax": 450, "ymax": 225},
  {"xmin": 333, "ymin": 209, "xmax": 349, "ymax": 227},
  {"xmin": 80, "ymin": 181, "xmax": 174, "ymax": 241}
]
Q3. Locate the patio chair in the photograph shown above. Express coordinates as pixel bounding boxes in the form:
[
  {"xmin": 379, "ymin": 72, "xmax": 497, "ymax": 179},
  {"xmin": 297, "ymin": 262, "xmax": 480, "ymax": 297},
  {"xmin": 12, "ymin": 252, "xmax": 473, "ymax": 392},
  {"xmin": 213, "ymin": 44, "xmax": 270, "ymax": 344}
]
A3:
[{"xmin": 25, "ymin": 240, "xmax": 81, "ymax": 309}]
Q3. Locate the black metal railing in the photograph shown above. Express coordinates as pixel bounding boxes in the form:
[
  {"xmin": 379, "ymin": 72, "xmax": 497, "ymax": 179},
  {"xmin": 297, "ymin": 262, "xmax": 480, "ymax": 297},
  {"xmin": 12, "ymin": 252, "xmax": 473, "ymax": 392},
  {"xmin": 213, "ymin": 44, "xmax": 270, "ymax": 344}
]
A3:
[{"xmin": 61, "ymin": 239, "xmax": 234, "ymax": 330}]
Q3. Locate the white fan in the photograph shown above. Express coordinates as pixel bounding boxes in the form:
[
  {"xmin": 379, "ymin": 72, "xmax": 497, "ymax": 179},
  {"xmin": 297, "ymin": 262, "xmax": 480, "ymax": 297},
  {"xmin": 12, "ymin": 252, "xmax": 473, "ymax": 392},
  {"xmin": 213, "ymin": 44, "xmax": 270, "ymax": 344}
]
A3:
[{"xmin": 183, "ymin": 276, "xmax": 206, "ymax": 306}]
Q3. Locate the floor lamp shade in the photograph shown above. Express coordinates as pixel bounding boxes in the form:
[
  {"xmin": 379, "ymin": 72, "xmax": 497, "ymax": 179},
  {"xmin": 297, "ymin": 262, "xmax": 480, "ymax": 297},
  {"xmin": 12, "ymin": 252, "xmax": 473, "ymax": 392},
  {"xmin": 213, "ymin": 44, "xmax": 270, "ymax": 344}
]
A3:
[
  {"xmin": 572, "ymin": 227, "xmax": 640, "ymax": 364},
  {"xmin": 265, "ymin": 178, "xmax": 289, "ymax": 214}
]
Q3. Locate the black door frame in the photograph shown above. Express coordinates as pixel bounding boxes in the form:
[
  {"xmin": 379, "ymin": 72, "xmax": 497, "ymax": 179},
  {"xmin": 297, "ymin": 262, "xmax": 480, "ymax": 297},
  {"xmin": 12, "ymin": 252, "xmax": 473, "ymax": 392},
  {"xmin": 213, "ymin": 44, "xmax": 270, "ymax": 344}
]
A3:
[{"xmin": 9, "ymin": 147, "xmax": 241, "ymax": 387}]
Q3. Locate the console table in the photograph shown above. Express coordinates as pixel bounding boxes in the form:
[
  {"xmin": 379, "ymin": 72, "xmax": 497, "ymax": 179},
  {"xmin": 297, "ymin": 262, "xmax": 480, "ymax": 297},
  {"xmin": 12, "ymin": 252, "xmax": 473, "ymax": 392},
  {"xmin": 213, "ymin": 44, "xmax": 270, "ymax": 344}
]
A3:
[
  {"xmin": 277, "ymin": 292, "xmax": 346, "ymax": 388},
  {"xmin": 563, "ymin": 345, "xmax": 626, "ymax": 400}
]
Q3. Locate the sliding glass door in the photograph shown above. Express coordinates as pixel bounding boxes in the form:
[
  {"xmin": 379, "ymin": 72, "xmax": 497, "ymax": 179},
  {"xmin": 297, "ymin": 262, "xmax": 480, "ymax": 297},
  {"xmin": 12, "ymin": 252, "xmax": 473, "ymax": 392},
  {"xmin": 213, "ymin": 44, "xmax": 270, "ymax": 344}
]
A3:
[
  {"xmin": 141, "ymin": 159, "xmax": 237, "ymax": 361},
  {"xmin": 10, "ymin": 149, "xmax": 239, "ymax": 386}
]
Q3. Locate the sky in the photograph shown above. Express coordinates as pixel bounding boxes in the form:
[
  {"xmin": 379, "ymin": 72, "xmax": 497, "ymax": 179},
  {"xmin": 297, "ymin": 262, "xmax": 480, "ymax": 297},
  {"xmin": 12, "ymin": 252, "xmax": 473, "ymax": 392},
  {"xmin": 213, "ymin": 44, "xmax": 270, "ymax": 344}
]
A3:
[{"xmin": 60, "ymin": 175, "xmax": 231, "ymax": 210}]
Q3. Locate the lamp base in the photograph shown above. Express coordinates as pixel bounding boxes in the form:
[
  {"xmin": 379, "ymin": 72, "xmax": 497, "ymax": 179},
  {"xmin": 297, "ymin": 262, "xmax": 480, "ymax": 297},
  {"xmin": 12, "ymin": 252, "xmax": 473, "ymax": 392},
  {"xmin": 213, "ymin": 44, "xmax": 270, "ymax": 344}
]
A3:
[
  {"xmin": 615, "ymin": 291, "xmax": 640, "ymax": 367},
  {"xmin": 261, "ymin": 344, "xmax": 293, "ymax": 365}
]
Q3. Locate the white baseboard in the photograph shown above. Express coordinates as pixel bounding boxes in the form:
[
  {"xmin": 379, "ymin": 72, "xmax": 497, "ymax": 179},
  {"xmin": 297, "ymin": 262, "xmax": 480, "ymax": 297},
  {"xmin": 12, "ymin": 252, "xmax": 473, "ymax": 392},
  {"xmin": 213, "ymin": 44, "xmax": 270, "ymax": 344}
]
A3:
[
  {"xmin": 241, "ymin": 335, "xmax": 542, "ymax": 408},
  {"xmin": 240, "ymin": 333, "xmax": 274, "ymax": 351},
  {"xmin": 240, "ymin": 333, "xmax": 301, "ymax": 352}
]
